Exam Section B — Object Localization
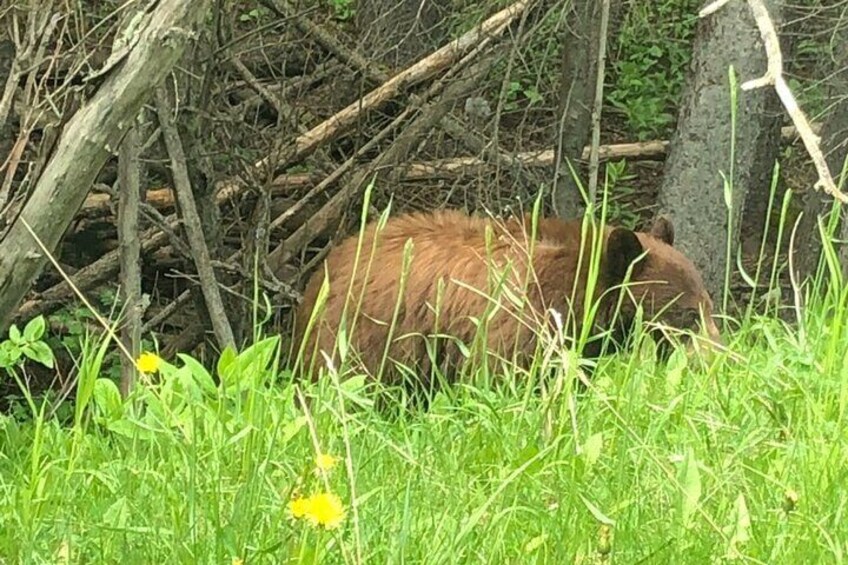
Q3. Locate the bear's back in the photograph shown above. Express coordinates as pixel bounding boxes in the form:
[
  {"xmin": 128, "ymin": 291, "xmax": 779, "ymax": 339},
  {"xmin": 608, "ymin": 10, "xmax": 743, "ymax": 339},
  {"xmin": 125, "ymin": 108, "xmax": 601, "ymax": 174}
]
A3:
[{"xmin": 293, "ymin": 210, "xmax": 588, "ymax": 382}]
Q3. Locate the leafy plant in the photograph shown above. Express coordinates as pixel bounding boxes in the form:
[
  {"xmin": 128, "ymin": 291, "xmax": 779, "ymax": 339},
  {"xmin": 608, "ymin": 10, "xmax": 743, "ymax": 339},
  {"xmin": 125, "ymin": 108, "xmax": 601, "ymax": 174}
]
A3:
[
  {"xmin": 603, "ymin": 159, "xmax": 640, "ymax": 230},
  {"xmin": 0, "ymin": 315, "xmax": 55, "ymax": 374},
  {"xmin": 504, "ymin": 80, "xmax": 544, "ymax": 112},
  {"xmin": 238, "ymin": 5, "xmax": 270, "ymax": 22},
  {"xmin": 607, "ymin": 1, "xmax": 702, "ymax": 139},
  {"xmin": 328, "ymin": 0, "xmax": 355, "ymax": 21}
]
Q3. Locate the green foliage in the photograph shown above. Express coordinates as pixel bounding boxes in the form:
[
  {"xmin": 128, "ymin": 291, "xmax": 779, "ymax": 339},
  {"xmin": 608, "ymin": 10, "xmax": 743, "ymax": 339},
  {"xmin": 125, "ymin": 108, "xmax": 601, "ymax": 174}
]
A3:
[
  {"xmin": 237, "ymin": 5, "xmax": 270, "ymax": 23},
  {"xmin": 1, "ymin": 299, "xmax": 848, "ymax": 561},
  {"xmin": 603, "ymin": 159, "xmax": 640, "ymax": 230},
  {"xmin": 327, "ymin": 0, "xmax": 355, "ymax": 21},
  {"xmin": 503, "ymin": 79, "xmax": 543, "ymax": 112},
  {"xmin": 0, "ymin": 316, "xmax": 55, "ymax": 373},
  {"xmin": 607, "ymin": 1, "xmax": 702, "ymax": 139}
]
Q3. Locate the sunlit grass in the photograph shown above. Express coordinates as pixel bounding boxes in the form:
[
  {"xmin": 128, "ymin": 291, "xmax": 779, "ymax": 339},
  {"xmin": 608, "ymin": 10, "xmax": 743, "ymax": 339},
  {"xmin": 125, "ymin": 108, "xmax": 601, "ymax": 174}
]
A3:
[
  {"xmin": 2, "ymin": 168, "xmax": 848, "ymax": 562},
  {"xmin": 1, "ymin": 270, "xmax": 847, "ymax": 562}
]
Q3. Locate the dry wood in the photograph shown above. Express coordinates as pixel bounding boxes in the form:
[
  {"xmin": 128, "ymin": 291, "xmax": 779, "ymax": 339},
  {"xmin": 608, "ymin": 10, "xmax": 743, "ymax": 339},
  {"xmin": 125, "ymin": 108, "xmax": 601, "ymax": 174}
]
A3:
[
  {"xmin": 270, "ymin": 0, "xmax": 518, "ymax": 178},
  {"xmin": 117, "ymin": 122, "xmax": 142, "ymax": 397},
  {"xmin": 265, "ymin": 47, "xmax": 495, "ymax": 270},
  {"xmin": 267, "ymin": 108, "xmax": 412, "ymax": 233},
  {"xmin": 0, "ymin": 0, "xmax": 214, "ymax": 330},
  {"xmin": 703, "ymin": 0, "xmax": 844, "ymax": 202},
  {"xmin": 79, "ymin": 174, "xmax": 314, "ymax": 217},
  {"xmin": 254, "ymin": 0, "xmax": 534, "ymax": 172},
  {"xmin": 587, "ymin": 0, "xmax": 612, "ymax": 203},
  {"xmin": 76, "ymin": 122, "xmax": 816, "ymax": 221},
  {"xmin": 744, "ymin": 0, "xmax": 844, "ymax": 202},
  {"xmin": 266, "ymin": 107, "xmax": 418, "ymax": 269},
  {"xmin": 154, "ymin": 86, "xmax": 235, "ymax": 350},
  {"xmin": 13, "ymin": 227, "xmax": 171, "ymax": 325}
]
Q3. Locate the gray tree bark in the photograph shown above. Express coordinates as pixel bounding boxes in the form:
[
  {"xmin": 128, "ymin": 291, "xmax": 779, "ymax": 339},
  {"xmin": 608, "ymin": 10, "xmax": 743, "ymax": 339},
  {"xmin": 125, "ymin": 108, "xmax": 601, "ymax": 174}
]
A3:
[
  {"xmin": 794, "ymin": 17, "xmax": 848, "ymax": 281},
  {"xmin": 118, "ymin": 122, "xmax": 142, "ymax": 397},
  {"xmin": 655, "ymin": 1, "xmax": 783, "ymax": 305},
  {"xmin": 154, "ymin": 87, "xmax": 235, "ymax": 350},
  {"xmin": 0, "ymin": 0, "xmax": 213, "ymax": 331},
  {"xmin": 0, "ymin": 39, "xmax": 17, "ymax": 211},
  {"xmin": 739, "ymin": 7, "xmax": 789, "ymax": 257},
  {"xmin": 553, "ymin": 0, "xmax": 620, "ymax": 218}
]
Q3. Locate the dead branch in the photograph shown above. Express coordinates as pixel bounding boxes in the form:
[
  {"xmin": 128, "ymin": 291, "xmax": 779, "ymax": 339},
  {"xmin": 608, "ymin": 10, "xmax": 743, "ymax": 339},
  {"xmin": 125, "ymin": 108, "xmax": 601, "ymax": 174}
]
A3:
[
  {"xmin": 254, "ymin": 0, "xmax": 535, "ymax": 172},
  {"xmin": 265, "ymin": 45, "xmax": 496, "ymax": 270},
  {"xmin": 0, "ymin": 0, "xmax": 215, "ymax": 331},
  {"xmin": 0, "ymin": 40, "xmax": 17, "ymax": 134},
  {"xmin": 79, "ymin": 174, "xmax": 314, "ymax": 217},
  {"xmin": 705, "ymin": 0, "xmax": 845, "ymax": 202},
  {"xmin": 267, "ymin": 108, "xmax": 411, "ymax": 233},
  {"xmin": 154, "ymin": 86, "xmax": 235, "ymax": 350},
  {"xmin": 75, "ymin": 123, "xmax": 816, "ymax": 220},
  {"xmin": 117, "ymin": 120, "xmax": 142, "ymax": 397},
  {"xmin": 270, "ymin": 0, "xmax": 516, "ymax": 176},
  {"xmin": 587, "ymin": 0, "xmax": 612, "ymax": 203}
]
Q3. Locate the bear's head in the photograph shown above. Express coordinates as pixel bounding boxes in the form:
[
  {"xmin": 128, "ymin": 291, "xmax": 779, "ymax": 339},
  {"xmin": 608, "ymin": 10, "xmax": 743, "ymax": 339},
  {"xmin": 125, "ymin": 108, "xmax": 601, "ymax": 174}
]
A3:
[{"xmin": 602, "ymin": 216, "xmax": 722, "ymax": 356}]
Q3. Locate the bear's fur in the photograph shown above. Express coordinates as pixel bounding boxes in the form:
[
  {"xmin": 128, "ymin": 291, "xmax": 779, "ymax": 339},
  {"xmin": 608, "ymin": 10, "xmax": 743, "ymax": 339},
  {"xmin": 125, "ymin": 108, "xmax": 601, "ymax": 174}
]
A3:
[{"xmin": 292, "ymin": 209, "xmax": 720, "ymax": 386}]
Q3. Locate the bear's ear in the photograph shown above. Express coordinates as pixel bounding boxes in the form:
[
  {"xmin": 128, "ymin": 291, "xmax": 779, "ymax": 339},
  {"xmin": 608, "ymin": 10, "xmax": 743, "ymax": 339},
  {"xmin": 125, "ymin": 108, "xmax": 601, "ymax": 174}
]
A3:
[
  {"xmin": 605, "ymin": 227, "xmax": 645, "ymax": 284},
  {"xmin": 650, "ymin": 216, "xmax": 675, "ymax": 246}
]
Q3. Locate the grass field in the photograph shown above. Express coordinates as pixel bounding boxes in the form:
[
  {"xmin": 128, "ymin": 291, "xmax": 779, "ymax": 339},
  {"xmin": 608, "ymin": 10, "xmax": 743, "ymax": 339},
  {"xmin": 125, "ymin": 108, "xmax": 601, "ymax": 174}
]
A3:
[
  {"xmin": 1, "ymin": 267, "xmax": 847, "ymax": 564},
  {"xmin": 2, "ymin": 187, "xmax": 848, "ymax": 564}
]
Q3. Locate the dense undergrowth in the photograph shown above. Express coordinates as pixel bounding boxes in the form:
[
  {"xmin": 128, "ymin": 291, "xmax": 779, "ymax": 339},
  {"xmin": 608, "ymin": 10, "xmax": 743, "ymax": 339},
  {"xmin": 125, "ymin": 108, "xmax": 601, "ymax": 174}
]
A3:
[{"xmin": 1, "ymin": 202, "xmax": 847, "ymax": 563}]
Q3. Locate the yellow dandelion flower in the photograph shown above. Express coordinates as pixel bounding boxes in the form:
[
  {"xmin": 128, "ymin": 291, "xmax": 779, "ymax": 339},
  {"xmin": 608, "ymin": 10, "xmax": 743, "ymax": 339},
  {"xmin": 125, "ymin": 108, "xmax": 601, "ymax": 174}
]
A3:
[
  {"xmin": 288, "ymin": 496, "xmax": 311, "ymax": 519},
  {"xmin": 231, "ymin": 559, "xmax": 244, "ymax": 565},
  {"xmin": 315, "ymin": 452, "xmax": 338, "ymax": 472},
  {"xmin": 136, "ymin": 352, "xmax": 161, "ymax": 374},
  {"xmin": 303, "ymin": 492, "xmax": 346, "ymax": 530}
]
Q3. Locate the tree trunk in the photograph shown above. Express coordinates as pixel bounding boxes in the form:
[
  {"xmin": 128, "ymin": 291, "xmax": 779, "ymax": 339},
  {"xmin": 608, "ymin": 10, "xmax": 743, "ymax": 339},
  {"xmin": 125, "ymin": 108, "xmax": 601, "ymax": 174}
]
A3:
[
  {"xmin": 794, "ymin": 17, "xmax": 848, "ymax": 281},
  {"xmin": 552, "ymin": 0, "xmax": 620, "ymax": 218},
  {"xmin": 0, "ymin": 0, "xmax": 213, "ymax": 332},
  {"xmin": 739, "ymin": 8, "xmax": 790, "ymax": 257},
  {"xmin": 655, "ymin": 1, "xmax": 783, "ymax": 305}
]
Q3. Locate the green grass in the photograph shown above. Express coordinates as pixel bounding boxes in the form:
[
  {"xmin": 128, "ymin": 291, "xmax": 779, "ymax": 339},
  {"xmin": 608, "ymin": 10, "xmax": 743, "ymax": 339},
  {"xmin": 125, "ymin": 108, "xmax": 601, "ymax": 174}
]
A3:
[{"xmin": 1, "ymin": 273, "xmax": 848, "ymax": 563}]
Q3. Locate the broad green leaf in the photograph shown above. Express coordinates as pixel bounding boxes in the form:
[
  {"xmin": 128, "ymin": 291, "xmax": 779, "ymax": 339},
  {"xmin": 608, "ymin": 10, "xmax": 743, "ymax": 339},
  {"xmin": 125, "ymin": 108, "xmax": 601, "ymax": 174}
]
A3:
[
  {"xmin": 579, "ymin": 494, "xmax": 616, "ymax": 526},
  {"xmin": 665, "ymin": 347, "xmax": 687, "ymax": 395},
  {"xmin": 107, "ymin": 418, "xmax": 154, "ymax": 441},
  {"xmin": 177, "ymin": 354, "xmax": 217, "ymax": 396},
  {"xmin": 103, "ymin": 497, "xmax": 130, "ymax": 528},
  {"xmin": 23, "ymin": 315, "xmax": 46, "ymax": 342},
  {"xmin": 8, "ymin": 324, "xmax": 22, "ymax": 345},
  {"xmin": 216, "ymin": 346, "xmax": 238, "ymax": 381},
  {"xmin": 726, "ymin": 493, "xmax": 751, "ymax": 558},
  {"xmin": 92, "ymin": 379, "xmax": 123, "ymax": 421},
  {"xmin": 524, "ymin": 534, "xmax": 547, "ymax": 553},
  {"xmin": 23, "ymin": 341, "xmax": 54, "ymax": 369},
  {"xmin": 678, "ymin": 447, "xmax": 702, "ymax": 529}
]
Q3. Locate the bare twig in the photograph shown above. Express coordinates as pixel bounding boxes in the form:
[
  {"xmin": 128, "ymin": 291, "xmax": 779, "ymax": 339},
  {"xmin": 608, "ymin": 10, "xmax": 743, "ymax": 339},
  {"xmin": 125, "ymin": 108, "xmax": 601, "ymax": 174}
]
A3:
[
  {"xmin": 586, "ymin": 0, "xmax": 612, "ymax": 203},
  {"xmin": 254, "ymin": 0, "xmax": 535, "ymax": 172},
  {"xmin": 75, "ymin": 122, "xmax": 818, "ymax": 220},
  {"xmin": 705, "ymin": 0, "xmax": 846, "ymax": 202},
  {"xmin": 699, "ymin": 0, "xmax": 734, "ymax": 18},
  {"xmin": 266, "ymin": 46, "xmax": 493, "ymax": 269},
  {"xmin": 117, "ymin": 120, "xmax": 143, "ymax": 397},
  {"xmin": 154, "ymin": 86, "xmax": 235, "ymax": 350},
  {"xmin": 0, "ymin": 40, "xmax": 19, "ymax": 135},
  {"xmin": 141, "ymin": 291, "xmax": 193, "ymax": 334}
]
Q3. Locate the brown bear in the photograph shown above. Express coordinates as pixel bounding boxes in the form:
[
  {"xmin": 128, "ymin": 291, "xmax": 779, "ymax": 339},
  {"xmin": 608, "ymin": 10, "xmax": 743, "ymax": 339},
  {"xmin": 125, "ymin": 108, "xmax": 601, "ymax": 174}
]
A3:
[{"xmin": 292, "ymin": 209, "xmax": 721, "ymax": 390}]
